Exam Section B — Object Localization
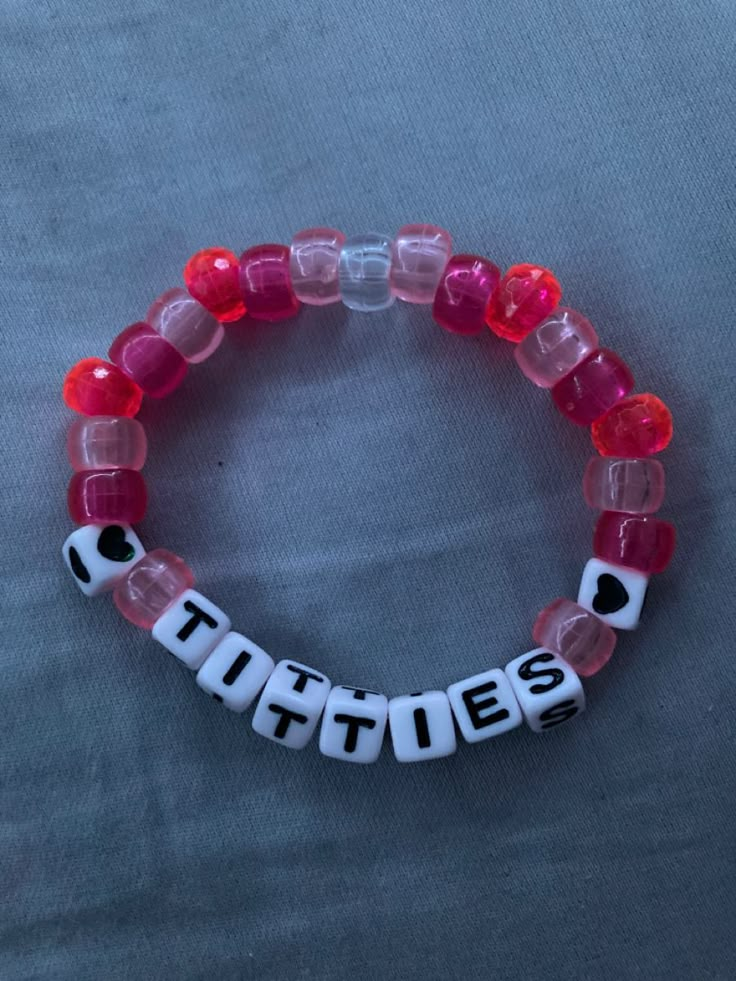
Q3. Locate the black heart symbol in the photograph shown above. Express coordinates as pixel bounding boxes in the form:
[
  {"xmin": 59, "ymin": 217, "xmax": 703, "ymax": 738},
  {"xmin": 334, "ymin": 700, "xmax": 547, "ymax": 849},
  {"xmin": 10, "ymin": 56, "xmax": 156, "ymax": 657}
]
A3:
[
  {"xmin": 592, "ymin": 573, "xmax": 629, "ymax": 615},
  {"xmin": 97, "ymin": 525, "xmax": 136, "ymax": 563},
  {"xmin": 69, "ymin": 546, "xmax": 91, "ymax": 583}
]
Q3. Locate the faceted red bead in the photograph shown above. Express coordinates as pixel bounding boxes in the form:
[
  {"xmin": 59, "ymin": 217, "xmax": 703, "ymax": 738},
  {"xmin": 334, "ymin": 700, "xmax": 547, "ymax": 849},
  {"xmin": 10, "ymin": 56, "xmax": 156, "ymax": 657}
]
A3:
[
  {"xmin": 109, "ymin": 322, "xmax": 187, "ymax": 398},
  {"xmin": 68, "ymin": 469, "xmax": 148, "ymax": 525},
  {"xmin": 591, "ymin": 393, "xmax": 673, "ymax": 457},
  {"xmin": 183, "ymin": 248, "xmax": 246, "ymax": 323},
  {"xmin": 593, "ymin": 511, "xmax": 676, "ymax": 574},
  {"xmin": 551, "ymin": 349, "xmax": 634, "ymax": 426},
  {"xmin": 239, "ymin": 244, "xmax": 300, "ymax": 322},
  {"xmin": 485, "ymin": 264, "xmax": 562, "ymax": 342},
  {"xmin": 63, "ymin": 358, "xmax": 143, "ymax": 418},
  {"xmin": 432, "ymin": 254, "xmax": 501, "ymax": 335}
]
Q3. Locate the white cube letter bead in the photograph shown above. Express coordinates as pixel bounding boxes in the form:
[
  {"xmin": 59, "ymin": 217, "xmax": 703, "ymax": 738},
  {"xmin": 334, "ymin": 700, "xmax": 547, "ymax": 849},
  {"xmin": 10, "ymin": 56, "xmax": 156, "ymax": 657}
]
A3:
[
  {"xmin": 62, "ymin": 523, "xmax": 145, "ymax": 597},
  {"xmin": 447, "ymin": 668, "xmax": 522, "ymax": 744},
  {"xmin": 196, "ymin": 632, "xmax": 275, "ymax": 712},
  {"xmin": 505, "ymin": 648, "xmax": 585, "ymax": 733},
  {"xmin": 388, "ymin": 691, "xmax": 457, "ymax": 762},
  {"xmin": 577, "ymin": 557, "xmax": 649, "ymax": 630},
  {"xmin": 319, "ymin": 686, "xmax": 388, "ymax": 764},
  {"xmin": 252, "ymin": 659, "xmax": 331, "ymax": 750},
  {"xmin": 151, "ymin": 589, "xmax": 231, "ymax": 669}
]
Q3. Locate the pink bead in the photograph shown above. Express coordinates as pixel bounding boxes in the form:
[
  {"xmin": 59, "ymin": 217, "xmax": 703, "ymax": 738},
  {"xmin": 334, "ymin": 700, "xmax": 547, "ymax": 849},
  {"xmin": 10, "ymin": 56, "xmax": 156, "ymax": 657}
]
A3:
[
  {"xmin": 514, "ymin": 307, "xmax": 598, "ymax": 387},
  {"xmin": 594, "ymin": 511, "xmax": 676, "ymax": 574},
  {"xmin": 109, "ymin": 322, "xmax": 187, "ymax": 398},
  {"xmin": 68, "ymin": 469, "xmax": 147, "ymax": 525},
  {"xmin": 432, "ymin": 254, "xmax": 501, "ymax": 334},
  {"xmin": 289, "ymin": 228, "xmax": 346, "ymax": 305},
  {"xmin": 533, "ymin": 598, "xmax": 617, "ymax": 677},
  {"xmin": 239, "ymin": 244, "xmax": 300, "ymax": 322},
  {"xmin": 113, "ymin": 549, "xmax": 194, "ymax": 629},
  {"xmin": 390, "ymin": 223, "xmax": 452, "ymax": 303},
  {"xmin": 146, "ymin": 288, "xmax": 224, "ymax": 364},
  {"xmin": 551, "ymin": 349, "xmax": 634, "ymax": 426},
  {"xmin": 583, "ymin": 457, "xmax": 665, "ymax": 514},
  {"xmin": 591, "ymin": 393, "xmax": 673, "ymax": 457},
  {"xmin": 67, "ymin": 416, "xmax": 147, "ymax": 472}
]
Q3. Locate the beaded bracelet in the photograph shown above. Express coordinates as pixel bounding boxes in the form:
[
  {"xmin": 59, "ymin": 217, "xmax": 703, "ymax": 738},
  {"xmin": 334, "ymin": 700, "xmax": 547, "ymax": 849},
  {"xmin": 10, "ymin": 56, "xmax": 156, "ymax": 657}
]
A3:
[{"xmin": 61, "ymin": 224, "xmax": 675, "ymax": 764}]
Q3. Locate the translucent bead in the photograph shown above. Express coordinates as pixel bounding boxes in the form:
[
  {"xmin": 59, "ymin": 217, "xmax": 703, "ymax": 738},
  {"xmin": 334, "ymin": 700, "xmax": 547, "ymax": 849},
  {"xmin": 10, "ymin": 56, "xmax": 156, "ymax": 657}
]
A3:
[
  {"xmin": 514, "ymin": 307, "xmax": 598, "ymax": 387},
  {"xmin": 594, "ymin": 511, "xmax": 676, "ymax": 574},
  {"xmin": 591, "ymin": 393, "xmax": 673, "ymax": 457},
  {"xmin": 146, "ymin": 288, "xmax": 224, "ymax": 364},
  {"xmin": 390, "ymin": 223, "xmax": 452, "ymax": 303},
  {"xmin": 67, "ymin": 416, "xmax": 147, "ymax": 472},
  {"xmin": 63, "ymin": 358, "xmax": 143, "ymax": 418},
  {"xmin": 551, "ymin": 349, "xmax": 634, "ymax": 426},
  {"xmin": 583, "ymin": 457, "xmax": 665, "ymax": 514},
  {"xmin": 183, "ymin": 248, "xmax": 246, "ymax": 323},
  {"xmin": 289, "ymin": 227, "xmax": 346, "ymax": 305},
  {"xmin": 432, "ymin": 254, "xmax": 501, "ymax": 334},
  {"xmin": 338, "ymin": 233, "xmax": 395, "ymax": 312},
  {"xmin": 113, "ymin": 549, "xmax": 194, "ymax": 629},
  {"xmin": 109, "ymin": 322, "xmax": 187, "ymax": 399},
  {"xmin": 533, "ymin": 598, "xmax": 617, "ymax": 677},
  {"xmin": 68, "ymin": 469, "xmax": 147, "ymax": 525},
  {"xmin": 486, "ymin": 264, "xmax": 562, "ymax": 342},
  {"xmin": 239, "ymin": 243, "xmax": 300, "ymax": 322}
]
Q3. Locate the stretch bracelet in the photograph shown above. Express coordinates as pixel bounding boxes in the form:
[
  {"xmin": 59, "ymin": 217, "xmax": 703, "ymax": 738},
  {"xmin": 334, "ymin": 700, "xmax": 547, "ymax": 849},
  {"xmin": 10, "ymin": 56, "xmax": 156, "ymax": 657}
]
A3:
[{"xmin": 61, "ymin": 224, "xmax": 675, "ymax": 764}]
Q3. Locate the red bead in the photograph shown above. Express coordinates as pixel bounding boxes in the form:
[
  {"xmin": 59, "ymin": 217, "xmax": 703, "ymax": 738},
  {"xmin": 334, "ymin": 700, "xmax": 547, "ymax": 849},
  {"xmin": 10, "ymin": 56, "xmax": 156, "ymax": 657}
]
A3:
[
  {"xmin": 432, "ymin": 254, "xmax": 501, "ymax": 335},
  {"xmin": 485, "ymin": 264, "xmax": 562, "ymax": 342},
  {"xmin": 109, "ymin": 322, "xmax": 187, "ymax": 398},
  {"xmin": 63, "ymin": 358, "xmax": 143, "ymax": 418},
  {"xmin": 591, "ymin": 393, "xmax": 673, "ymax": 457},
  {"xmin": 551, "ymin": 349, "xmax": 634, "ymax": 426},
  {"xmin": 594, "ymin": 511, "xmax": 676, "ymax": 574},
  {"xmin": 239, "ymin": 244, "xmax": 300, "ymax": 322},
  {"xmin": 68, "ymin": 469, "xmax": 147, "ymax": 525},
  {"xmin": 183, "ymin": 248, "xmax": 246, "ymax": 323}
]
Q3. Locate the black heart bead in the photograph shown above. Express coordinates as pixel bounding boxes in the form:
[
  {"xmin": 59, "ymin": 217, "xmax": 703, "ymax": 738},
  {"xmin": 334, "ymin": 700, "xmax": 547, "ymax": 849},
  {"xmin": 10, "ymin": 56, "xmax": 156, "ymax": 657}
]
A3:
[
  {"xmin": 69, "ymin": 546, "xmax": 91, "ymax": 583},
  {"xmin": 592, "ymin": 573, "xmax": 629, "ymax": 615},
  {"xmin": 97, "ymin": 525, "xmax": 136, "ymax": 563}
]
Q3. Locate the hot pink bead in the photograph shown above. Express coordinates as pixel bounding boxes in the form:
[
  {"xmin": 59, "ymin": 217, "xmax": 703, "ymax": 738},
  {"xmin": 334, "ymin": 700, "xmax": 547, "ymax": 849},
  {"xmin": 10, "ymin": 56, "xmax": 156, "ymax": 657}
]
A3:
[
  {"xmin": 239, "ymin": 244, "xmax": 300, "ymax": 322},
  {"xmin": 591, "ymin": 393, "xmax": 673, "ymax": 457},
  {"xmin": 486, "ymin": 264, "xmax": 562, "ymax": 342},
  {"xmin": 289, "ymin": 227, "xmax": 346, "ymax": 305},
  {"xmin": 514, "ymin": 307, "xmax": 598, "ymax": 387},
  {"xmin": 113, "ymin": 549, "xmax": 194, "ymax": 629},
  {"xmin": 146, "ymin": 288, "xmax": 224, "ymax": 364},
  {"xmin": 67, "ymin": 416, "xmax": 147, "ymax": 472},
  {"xmin": 583, "ymin": 457, "xmax": 665, "ymax": 514},
  {"xmin": 432, "ymin": 254, "xmax": 501, "ymax": 334},
  {"xmin": 63, "ymin": 358, "xmax": 143, "ymax": 418},
  {"xmin": 390, "ymin": 223, "xmax": 452, "ymax": 303},
  {"xmin": 533, "ymin": 598, "xmax": 617, "ymax": 677},
  {"xmin": 551, "ymin": 349, "xmax": 634, "ymax": 426},
  {"xmin": 109, "ymin": 322, "xmax": 187, "ymax": 399},
  {"xmin": 183, "ymin": 248, "xmax": 246, "ymax": 323},
  {"xmin": 594, "ymin": 511, "xmax": 676, "ymax": 574},
  {"xmin": 68, "ymin": 469, "xmax": 147, "ymax": 525}
]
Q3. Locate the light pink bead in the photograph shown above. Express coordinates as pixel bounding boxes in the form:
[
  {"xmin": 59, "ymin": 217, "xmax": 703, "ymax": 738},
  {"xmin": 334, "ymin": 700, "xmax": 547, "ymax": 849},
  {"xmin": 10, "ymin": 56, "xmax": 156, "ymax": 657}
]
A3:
[
  {"xmin": 514, "ymin": 307, "xmax": 598, "ymax": 388},
  {"xmin": 390, "ymin": 224, "xmax": 452, "ymax": 303},
  {"xmin": 583, "ymin": 457, "xmax": 666, "ymax": 513},
  {"xmin": 289, "ymin": 228, "xmax": 346, "ymax": 305},
  {"xmin": 146, "ymin": 288, "xmax": 224, "ymax": 364},
  {"xmin": 113, "ymin": 549, "xmax": 194, "ymax": 629},
  {"xmin": 533, "ymin": 598, "xmax": 617, "ymax": 677},
  {"xmin": 67, "ymin": 416, "xmax": 147, "ymax": 471}
]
